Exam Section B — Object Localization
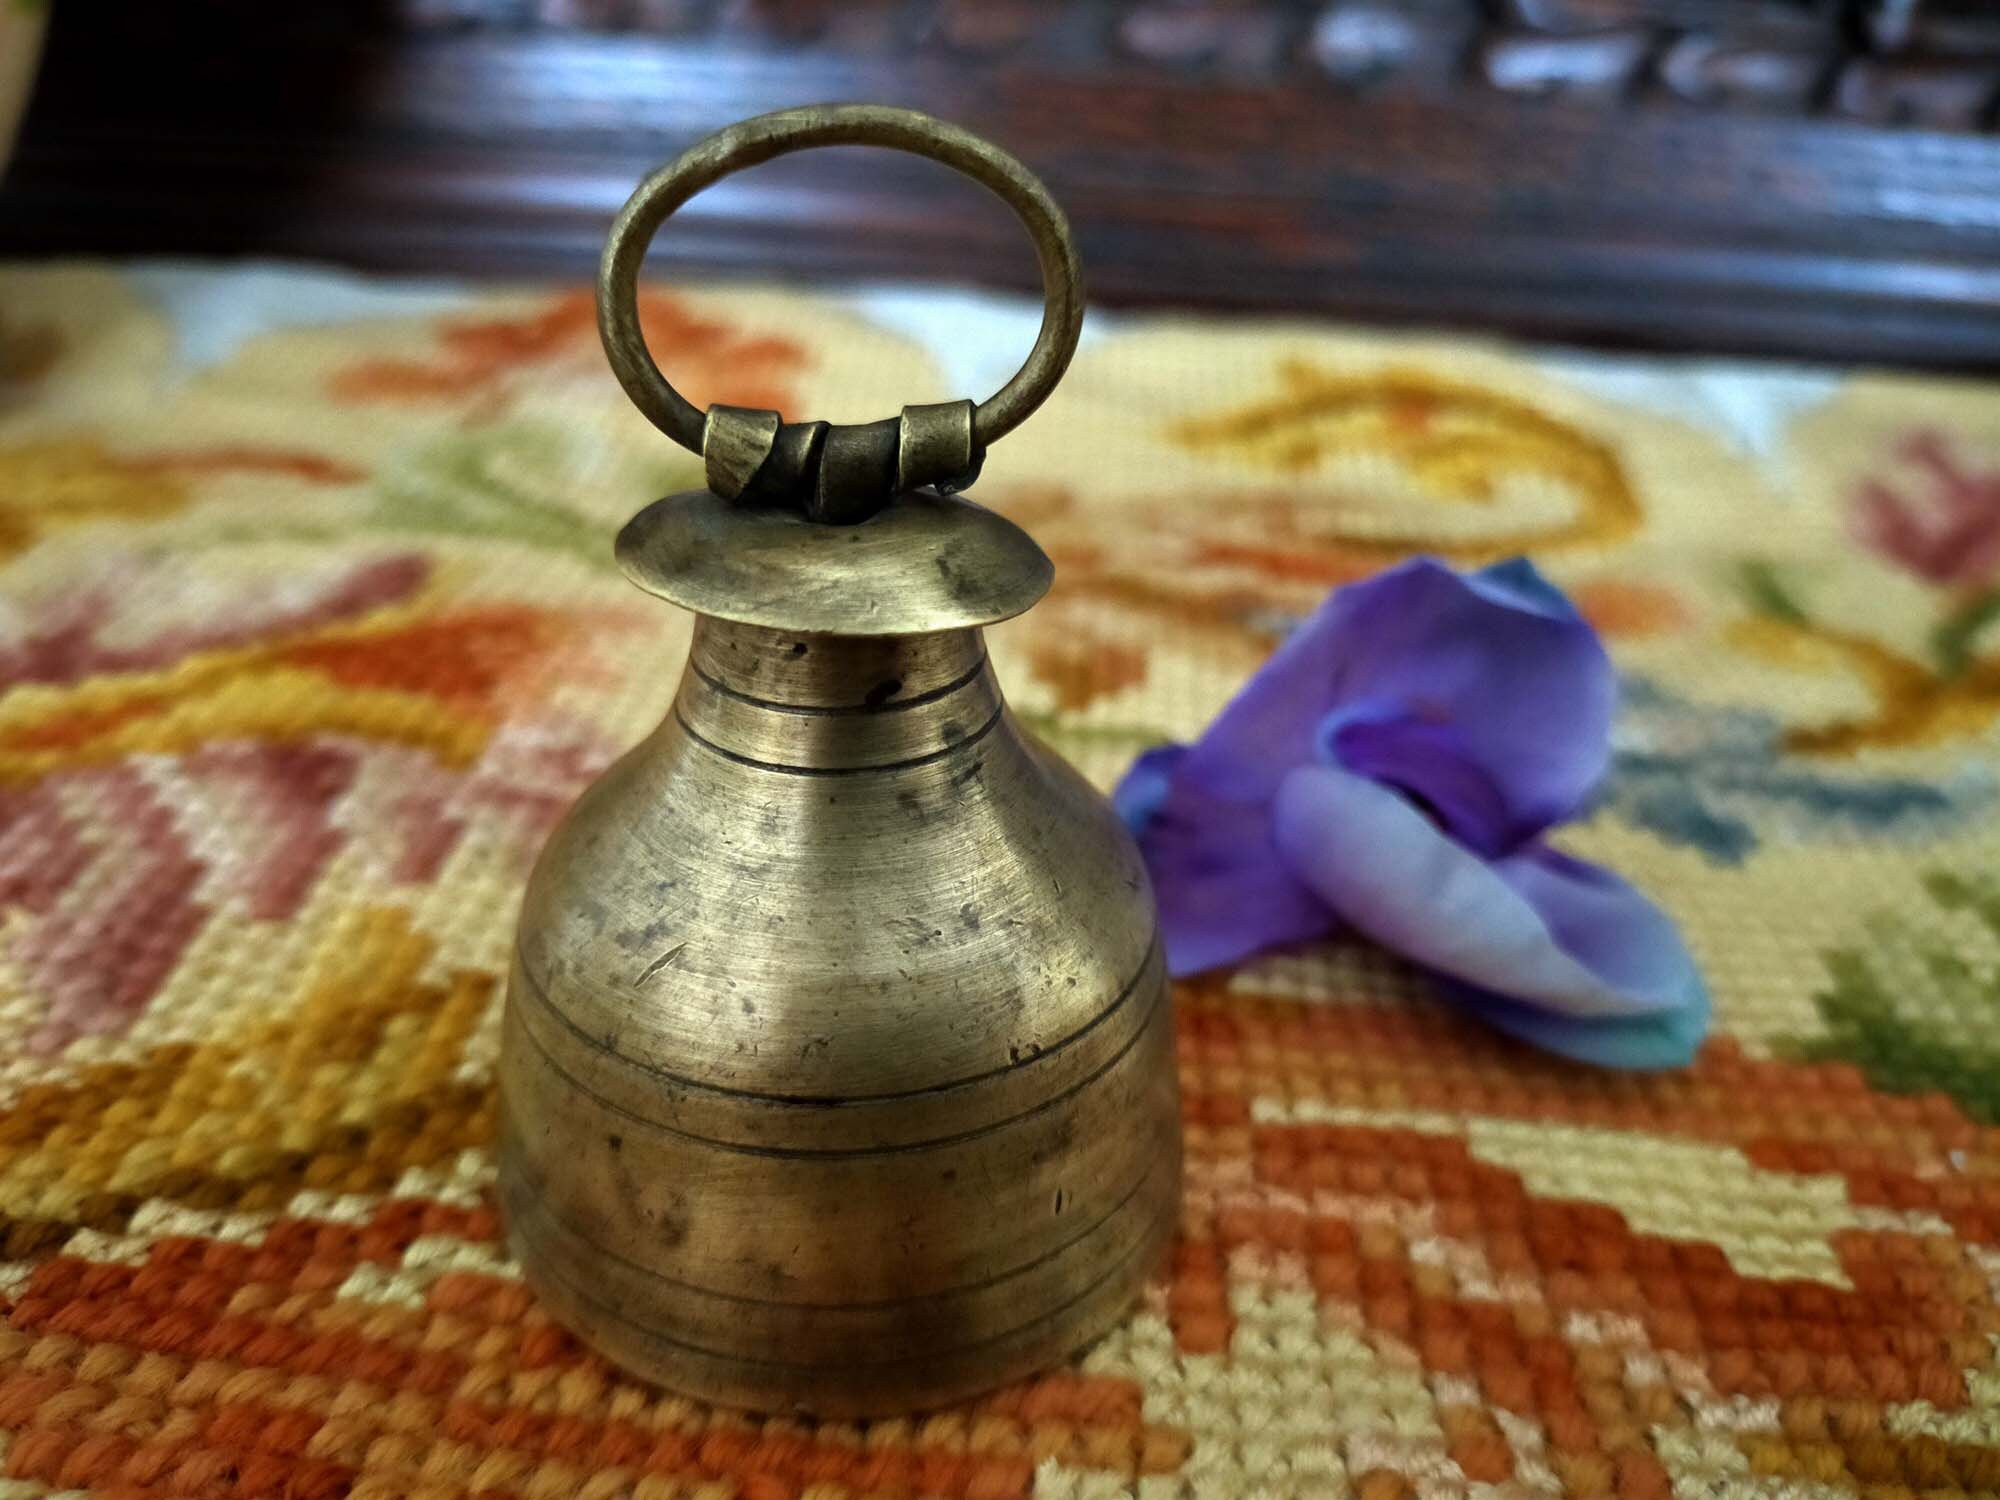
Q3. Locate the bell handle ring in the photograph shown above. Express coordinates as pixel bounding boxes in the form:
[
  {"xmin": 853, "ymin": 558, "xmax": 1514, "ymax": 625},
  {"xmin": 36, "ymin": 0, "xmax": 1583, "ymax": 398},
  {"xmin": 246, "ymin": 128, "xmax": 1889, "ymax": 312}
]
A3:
[{"xmin": 597, "ymin": 104, "xmax": 1085, "ymax": 522}]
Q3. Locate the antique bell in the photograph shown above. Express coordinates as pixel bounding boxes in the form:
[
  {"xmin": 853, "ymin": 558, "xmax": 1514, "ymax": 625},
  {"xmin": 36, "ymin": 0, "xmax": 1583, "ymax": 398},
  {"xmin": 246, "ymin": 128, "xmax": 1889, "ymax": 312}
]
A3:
[{"xmin": 498, "ymin": 105, "xmax": 1181, "ymax": 1416}]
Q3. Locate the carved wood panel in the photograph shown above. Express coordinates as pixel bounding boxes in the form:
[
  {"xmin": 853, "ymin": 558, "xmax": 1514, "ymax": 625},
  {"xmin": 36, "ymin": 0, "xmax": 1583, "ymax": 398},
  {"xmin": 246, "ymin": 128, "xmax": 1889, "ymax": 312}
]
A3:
[{"xmin": 4, "ymin": 1, "xmax": 1997, "ymax": 366}]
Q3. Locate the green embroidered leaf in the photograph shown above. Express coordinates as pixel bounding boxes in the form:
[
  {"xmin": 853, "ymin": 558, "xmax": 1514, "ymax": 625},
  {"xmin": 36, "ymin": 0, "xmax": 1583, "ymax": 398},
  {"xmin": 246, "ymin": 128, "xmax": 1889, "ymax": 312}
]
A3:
[
  {"xmin": 1735, "ymin": 558, "xmax": 1811, "ymax": 625},
  {"xmin": 1924, "ymin": 868, "xmax": 2000, "ymax": 944},
  {"xmin": 1795, "ymin": 871, "xmax": 2000, "ymax": 1123},
  {"xmin": 1931, "ymin": 586, "xmax": 2000, "ymax": 679},
  {"xmin": 365, "ymin": 420, "xmax": 696, "ymax": 565}
]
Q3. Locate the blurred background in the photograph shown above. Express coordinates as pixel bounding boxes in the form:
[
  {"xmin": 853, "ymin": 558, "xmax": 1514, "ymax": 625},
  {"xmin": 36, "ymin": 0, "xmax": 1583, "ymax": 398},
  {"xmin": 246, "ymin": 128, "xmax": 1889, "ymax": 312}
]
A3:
[{"xmin": 3, "ymin": 0, "xmax": 1999, "ymax": 369}]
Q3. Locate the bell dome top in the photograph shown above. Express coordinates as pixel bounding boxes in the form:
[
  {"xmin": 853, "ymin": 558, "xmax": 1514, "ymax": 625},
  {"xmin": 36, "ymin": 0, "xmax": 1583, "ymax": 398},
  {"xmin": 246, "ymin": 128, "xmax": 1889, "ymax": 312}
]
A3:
[{"xmin": 616, "ymin": 488, "xmax": 1054, "ymax": 636}]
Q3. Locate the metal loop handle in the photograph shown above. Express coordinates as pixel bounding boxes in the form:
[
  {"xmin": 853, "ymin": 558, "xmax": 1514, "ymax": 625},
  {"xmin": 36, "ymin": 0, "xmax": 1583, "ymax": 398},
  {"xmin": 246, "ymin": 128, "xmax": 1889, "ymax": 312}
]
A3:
[{"xmin": 597, "ymin": 104, "xmax": 1083, "ymax": 521}]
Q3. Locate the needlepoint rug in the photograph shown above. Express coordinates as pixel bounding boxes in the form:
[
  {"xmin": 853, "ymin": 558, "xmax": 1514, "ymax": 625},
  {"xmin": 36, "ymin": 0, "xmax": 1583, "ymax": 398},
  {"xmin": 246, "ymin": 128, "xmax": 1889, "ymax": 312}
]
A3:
[{"xmin": 2, "ymin": 263, "xmax": 1998, "ymax": 1498}]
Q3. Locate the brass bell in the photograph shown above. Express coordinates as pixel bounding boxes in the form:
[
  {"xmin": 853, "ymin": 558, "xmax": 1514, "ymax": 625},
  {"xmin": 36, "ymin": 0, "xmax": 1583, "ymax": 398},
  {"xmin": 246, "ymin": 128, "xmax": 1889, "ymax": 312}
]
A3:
[{"xmin": 498, "ymin": 105, "xmax": 1181, "ymax": 1416}]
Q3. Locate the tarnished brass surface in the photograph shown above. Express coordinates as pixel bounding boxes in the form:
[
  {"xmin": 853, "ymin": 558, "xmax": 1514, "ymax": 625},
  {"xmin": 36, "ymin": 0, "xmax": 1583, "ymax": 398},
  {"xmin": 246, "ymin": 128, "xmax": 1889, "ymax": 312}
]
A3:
[
  {"xmin": 614, "ymin": 486, "xmax": 1054, "ymax": 636},
  {"xmin": 499, "ymin": 610, "xmax": 1178, "ymax": 1414},
  {"xmin": 502, "ymin": 104, "xmax": 1175, "ymax": 1417},
  {"xmin": 597, "ymin": 103, "xmax": 1083, "ymax": 519},
  {"xmin": 701, "ymin": 404, "xmax": 782, "ymax": 501},
  {"xmin": 895, "ymin": 399, "xmax": 982, "ymax": 496}
]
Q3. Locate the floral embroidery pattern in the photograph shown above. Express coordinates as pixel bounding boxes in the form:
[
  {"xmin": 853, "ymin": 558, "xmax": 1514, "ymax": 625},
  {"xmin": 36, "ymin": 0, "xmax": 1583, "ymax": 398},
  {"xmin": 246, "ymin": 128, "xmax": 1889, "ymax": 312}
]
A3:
[
  {"xmin": 328, "ymin": 287, "xmax": 808, "ymax": 417},
  {"xmin": 0, "ymin": 553, "xmax": 622, "ymax": 1049},
  {"xmin": 3, "ymin": 265, "xmax": 2000, "ymax": 1497},
  {"xmin": 361, "ymin": 419, "xmax": 693, "ymax": 564},
  {"xmin": 1172, "ymin": 362, "xmax": 1643, "ymax": 559},
  {"xmin": 0, "ymin": 440, "xmax": 191, "ymax": 559},
  {"xmin": 1598, "ymin": 676, "xmax": 1996, "ymax": 864},
  {"xmin": 1728, "ymin": 432, "xmax": 2000, "ymax": 753},
  {"xmin": 1793, "ymin": 869, "xmax": 2000, "ymax": 1124},
  {"xmin": 1854, "ymin": 430, "xmax": 2000, "ymax": 596}
]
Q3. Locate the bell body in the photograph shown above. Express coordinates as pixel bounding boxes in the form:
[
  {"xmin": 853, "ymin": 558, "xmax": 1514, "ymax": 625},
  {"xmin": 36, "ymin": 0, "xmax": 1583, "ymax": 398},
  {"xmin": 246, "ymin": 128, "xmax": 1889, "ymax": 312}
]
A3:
[{"xmin": 499, "ymin": 612, "xmax": 1178, "ymax": 1415}]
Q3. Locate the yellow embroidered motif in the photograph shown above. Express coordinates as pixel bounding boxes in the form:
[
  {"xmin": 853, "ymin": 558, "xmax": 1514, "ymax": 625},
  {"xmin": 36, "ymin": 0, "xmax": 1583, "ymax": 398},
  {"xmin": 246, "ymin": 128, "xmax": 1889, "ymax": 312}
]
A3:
[
  {"xmin": 1173, "ymin": 362, "xmax": 1642, "ymax": 558},
  {"xmin": 0, "ymin": 438, "xmax": 191, "ymax": 559}
]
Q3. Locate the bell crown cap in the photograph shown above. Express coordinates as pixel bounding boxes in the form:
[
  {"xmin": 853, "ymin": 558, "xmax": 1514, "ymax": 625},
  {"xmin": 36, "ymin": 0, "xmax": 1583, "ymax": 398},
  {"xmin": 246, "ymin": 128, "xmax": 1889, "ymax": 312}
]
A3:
[{"xmin": 616, "ymin": 488, "xmax": 1055, "ymax": 636}]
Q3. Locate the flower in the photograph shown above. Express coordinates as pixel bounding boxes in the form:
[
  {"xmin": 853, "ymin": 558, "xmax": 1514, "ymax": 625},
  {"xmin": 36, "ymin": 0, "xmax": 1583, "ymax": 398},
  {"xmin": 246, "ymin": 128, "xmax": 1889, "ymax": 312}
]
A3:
[
  {"xmin": 1852, "ymin": 430, "xmax": 2000, "ymax": 592},
  {"xmin": 1115, "ymin": 556, "xmax": 1707, "ymax": 1068}
]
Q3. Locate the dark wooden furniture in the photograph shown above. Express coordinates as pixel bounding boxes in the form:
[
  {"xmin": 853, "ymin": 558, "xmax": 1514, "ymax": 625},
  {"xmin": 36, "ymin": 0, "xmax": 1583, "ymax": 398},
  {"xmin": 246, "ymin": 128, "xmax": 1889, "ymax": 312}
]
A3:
[{"xmin": 5, "ymin": 1, "xmax": 1999, "ymax": 368}]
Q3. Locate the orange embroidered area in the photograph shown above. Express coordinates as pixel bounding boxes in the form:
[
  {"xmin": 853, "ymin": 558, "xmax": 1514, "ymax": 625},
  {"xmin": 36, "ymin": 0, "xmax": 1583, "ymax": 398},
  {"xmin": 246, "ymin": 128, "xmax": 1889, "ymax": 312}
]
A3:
[{"xmin": 327, "ymin": 287, "xmax": 808, "ymax": 416}]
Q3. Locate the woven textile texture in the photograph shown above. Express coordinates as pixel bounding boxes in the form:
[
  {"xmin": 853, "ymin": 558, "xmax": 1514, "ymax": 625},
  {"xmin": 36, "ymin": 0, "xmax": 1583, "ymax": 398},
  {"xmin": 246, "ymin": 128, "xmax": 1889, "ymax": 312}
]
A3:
[{"xmin": 3, "ymin": 263, "xmax": 2000, "ymax": 1499}]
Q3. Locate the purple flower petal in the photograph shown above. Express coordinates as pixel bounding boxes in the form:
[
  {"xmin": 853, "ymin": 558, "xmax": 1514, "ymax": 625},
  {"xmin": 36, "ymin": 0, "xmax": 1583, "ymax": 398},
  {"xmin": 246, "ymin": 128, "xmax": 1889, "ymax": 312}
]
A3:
[
  {"xmin": 1163, "ymin": 558, "xmax": 1611, "ymax": 845},
  {"xmin": 1316, "ymin": 699, "xmax": 1515, "ymax": 857},
  {"xmin": 1489, "ymin": 845, "xmax": 1704, "ymax": 1014},
  {"xmin": 1271, "ymin": 764, "xmax": 1705, "ymax": 1063},
  {"xmin": 1116, "ymin": 745, "xmax": 1334, "ymax": 976},
  {"xmin": 1168, "ymin": 602, "xmax": 1362, "ymax": 807},
  {"xmin": 1315, "ymin": 558, "xmax": 1615, "ymax": 849},
  {"xmin": 1437, "ymin": 980, "xmax": 1709, "ymax": 1070},
  {"xmin": 1110, "ymin": 743, "xmax": 1185, "ymax": 837}
]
